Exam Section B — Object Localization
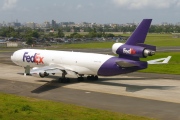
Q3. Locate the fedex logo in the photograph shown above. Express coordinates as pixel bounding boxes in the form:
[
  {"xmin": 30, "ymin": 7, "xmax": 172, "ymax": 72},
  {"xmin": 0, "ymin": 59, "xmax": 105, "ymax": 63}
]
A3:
[
  {"xmin": 23, "ymin": 52, "xmax": 44, "ymax": 64},
  {"xmin": 123, "ymin": 48, "xmax": 136, "ymax": 55}
]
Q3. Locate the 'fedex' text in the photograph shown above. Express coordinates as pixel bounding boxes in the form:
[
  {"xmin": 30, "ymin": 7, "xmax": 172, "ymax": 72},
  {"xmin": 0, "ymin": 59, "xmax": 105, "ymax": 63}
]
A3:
[
  {"xmin": 123, "ymin": 48, "xmax": 136, "ymax": 55},
  {"xmin": 23, "ymin": 52, "xmax": 44, "ymax": 64}
]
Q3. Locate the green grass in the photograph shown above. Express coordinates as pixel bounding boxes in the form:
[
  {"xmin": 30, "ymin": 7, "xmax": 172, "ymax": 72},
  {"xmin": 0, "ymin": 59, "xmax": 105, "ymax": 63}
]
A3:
[
  {"xmin": 140, "ymin": 52, "xmax": 180, "ymax": 74},
  {"xmin": 0, "ymin": 34, "xmax": 179, "ymax": 51},
  {"xmin": 0, "ymin": 47, "xmax": 21, "ymax": 52},
  {"xmin": 49, "ymin": 33, "xmax": 180, "ymax": 49},
  {"xmin": 50, "ymin": 42, "xmax": 114, "ymax": 49},
  {"xmin": 0, "ymin": 93, "xmax": 154, "ymax": 120},
  {"xmin": 125, "ymin": 33, "xmax": 180, "ymax": 47},
  {"xmin": 145, "ymin": 34, "xmax": 180, "ymax": 47}
]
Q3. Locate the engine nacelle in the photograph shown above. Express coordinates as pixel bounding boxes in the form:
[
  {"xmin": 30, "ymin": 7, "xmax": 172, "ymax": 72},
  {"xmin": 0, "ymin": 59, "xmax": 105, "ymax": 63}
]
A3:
[
  {"xmin": 112, "ymin": 43, "xmax": 155, "ymax": 58},
  {"xmin": 39, "ymin": 72, "xmax": 49, "ymax": 78}
]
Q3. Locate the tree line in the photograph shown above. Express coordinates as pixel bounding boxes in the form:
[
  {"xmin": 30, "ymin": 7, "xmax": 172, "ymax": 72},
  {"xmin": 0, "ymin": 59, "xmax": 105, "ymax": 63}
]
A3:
[
  {"xmin": 0, "ymin": 24, "xmax": 180, "ymax": 45},
  {"xmin": 0, "ymin": 27, "xmax": 115, "ymax": 41}
]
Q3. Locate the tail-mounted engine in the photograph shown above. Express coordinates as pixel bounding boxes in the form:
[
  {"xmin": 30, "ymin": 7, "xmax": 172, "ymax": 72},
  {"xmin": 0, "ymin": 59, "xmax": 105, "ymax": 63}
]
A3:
[{"xmin": 112, "ymin": 43, "xmax": 156, "ymax": 58}]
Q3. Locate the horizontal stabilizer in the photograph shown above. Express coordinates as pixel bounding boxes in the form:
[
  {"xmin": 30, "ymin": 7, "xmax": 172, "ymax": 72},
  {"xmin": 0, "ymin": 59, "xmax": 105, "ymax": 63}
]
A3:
[
  {"xmin": 116, "ymin": 60, "xmax": 147, "ymax": 68},
  {"xmin": 147, "ymin": 56, "xmax": 172, "ymax": 64},
  {"xmin": 116, "ymin": 61, "xmax": 137, "ymax": 67}
]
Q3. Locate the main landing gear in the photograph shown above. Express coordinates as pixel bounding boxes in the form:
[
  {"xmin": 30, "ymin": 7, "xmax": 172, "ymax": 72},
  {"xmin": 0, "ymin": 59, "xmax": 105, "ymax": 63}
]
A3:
[
  {"xmin": 77, "ymin": 77, "xmax": 84, "ymax": 82},
  {"xmin": 87, "ymin": 75, "xmax": 98, "ymax": 80},
  {"xmin": 59, "ymin": 73, "xmax": 99, "ymax": 83},
  {"xmin": 58, "ymin": 71, "xmax": 70, "ymax": 83}
]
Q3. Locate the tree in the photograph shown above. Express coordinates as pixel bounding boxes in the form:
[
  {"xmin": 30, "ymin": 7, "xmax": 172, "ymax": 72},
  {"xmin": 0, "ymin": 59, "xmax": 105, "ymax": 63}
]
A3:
[
  {"xmin": 0, "ymin": 28, "xmax": 8, "ymax": 37},
  {"xmin": 69, "ymin": 32, "xmax": 82, "ymax": 38},
  {"xmin": 57, "ymin": 29, "xmax": 65, "ymax": 38},
  {"xmin": 31, "ymin": 31, "xmax": 40, "ymax": 38},
  {"xmin": 26, "ymin": 37, "xmax": 33, "ymax": 45},
  {"xmin": 0, "ymin": 27, "xmax": 15, "ymax": 37},
  {"xmin": 10, "ymin": 32, "xmax": 19, "ymax": 38},
  {"xmin": 48, "ymin": 32, "xmax": 55, "ymax": 37},
  {"xmin": 105, "ymin": 33, "xmax": 115, "ymax": 38}
]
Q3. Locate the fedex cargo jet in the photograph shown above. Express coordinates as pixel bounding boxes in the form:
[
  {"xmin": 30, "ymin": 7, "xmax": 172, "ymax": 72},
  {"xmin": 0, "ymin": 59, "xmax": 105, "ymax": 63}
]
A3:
[{"xmin": 11, "ymin": 19, "xmax": 171, "ymax": 83}]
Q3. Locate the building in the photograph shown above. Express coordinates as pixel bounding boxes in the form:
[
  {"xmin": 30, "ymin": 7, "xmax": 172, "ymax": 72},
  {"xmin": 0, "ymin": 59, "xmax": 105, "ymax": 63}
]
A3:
[
  {"xmin": 26, "ymin": 22, "xmax": 36, "ymax": 29},
  {"xmin": 43, "ymin": 21, "xmax": 50, "ymax": 28},
  {"xmin": 52, "ymin": 20, "xmax": 57, "ymax": 28},
  {"xmin": 8, "ymin": 22, "xmax": 21, "ymax": 28}
]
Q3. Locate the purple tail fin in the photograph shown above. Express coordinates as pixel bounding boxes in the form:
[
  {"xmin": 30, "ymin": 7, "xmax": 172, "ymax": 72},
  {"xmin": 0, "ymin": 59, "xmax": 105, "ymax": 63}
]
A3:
[{"xmin": 125, "ymin": 19, "xmax": 152, "ymax": 45}]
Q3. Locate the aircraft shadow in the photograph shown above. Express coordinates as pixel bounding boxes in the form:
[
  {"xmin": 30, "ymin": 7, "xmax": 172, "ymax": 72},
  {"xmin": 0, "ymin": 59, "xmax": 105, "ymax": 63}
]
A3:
[
  {"xmin": 31, "ymin": 76, "xmax": 176, "ymax": 93},
  {"xmin": 31, "ymin": 78, "xmax": 79, "ymax": 93},
  {"xmin": 31, "ymin": 79, "xmax": 62, "ymax": 93},
  {"xmin": 86, "ymin": 80, "xmax": 175, "ymax": 92}
]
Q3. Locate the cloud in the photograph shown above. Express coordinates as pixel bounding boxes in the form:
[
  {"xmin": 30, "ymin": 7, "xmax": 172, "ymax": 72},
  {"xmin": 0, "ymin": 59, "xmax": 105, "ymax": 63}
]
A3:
[
  {"xmin": 76, "ymin": 4, "xmax": 82, "ymax": 9},
  {"xmin": 2, "ymin": 0, "xmax": 18, "ymax": 10},
  {"xmin": 113, "ymin": 0, "xmax": 179, "ymax": 9},
  {"xmin": 177, "ymin": 1, "xmax": 180, "ymax": 6}
]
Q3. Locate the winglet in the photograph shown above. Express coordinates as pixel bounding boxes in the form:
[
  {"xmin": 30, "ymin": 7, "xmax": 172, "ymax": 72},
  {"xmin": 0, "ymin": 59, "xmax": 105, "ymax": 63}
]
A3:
[
  {"xmin": 147, "ymin": 56, "xmax": 172, "ymax": 64},
  {"xmin": 125, "ymin": 19, "xmax": 152, "ymax": 45}
]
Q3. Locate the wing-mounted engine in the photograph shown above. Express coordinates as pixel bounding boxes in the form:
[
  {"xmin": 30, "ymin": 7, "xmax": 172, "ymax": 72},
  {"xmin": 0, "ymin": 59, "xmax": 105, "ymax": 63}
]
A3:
[{"xmin": 112, "ymin": 43, "xmax": 156, "ymax": 58}]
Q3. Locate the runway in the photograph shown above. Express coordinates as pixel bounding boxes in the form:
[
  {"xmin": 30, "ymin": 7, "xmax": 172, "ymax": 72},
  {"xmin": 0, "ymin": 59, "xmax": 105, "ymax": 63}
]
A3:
[{"xmin": 0, "ymin": 48, "xmax": 180, "ymax": 120}]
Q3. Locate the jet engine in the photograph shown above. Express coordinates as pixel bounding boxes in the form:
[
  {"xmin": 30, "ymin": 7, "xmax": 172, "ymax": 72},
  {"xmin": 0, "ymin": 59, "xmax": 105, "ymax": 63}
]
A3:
[
  {"xmin": 39, "ymin": 72, "xmax": 49, "ymax": 78},
  {"xmin": 112, "ymin": 43, "xmax": 155, "ymax": 58}
]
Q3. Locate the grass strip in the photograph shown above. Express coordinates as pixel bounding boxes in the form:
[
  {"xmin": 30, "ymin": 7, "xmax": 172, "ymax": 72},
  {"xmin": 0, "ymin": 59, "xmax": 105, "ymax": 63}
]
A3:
[
  {"xmin": 140, "ymin": 52, "xmax": 180, "ymax": 74},
  {"xmin": 0, "ymin": 93, "xmax": 155, "ymax": 120}
]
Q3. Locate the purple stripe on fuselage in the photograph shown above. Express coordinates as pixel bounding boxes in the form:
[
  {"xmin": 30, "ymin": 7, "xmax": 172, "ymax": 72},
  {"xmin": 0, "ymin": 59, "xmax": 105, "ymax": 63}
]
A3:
[{"xmin": 97, "ymin": 57, "xmax": 147, "ymax": 76}]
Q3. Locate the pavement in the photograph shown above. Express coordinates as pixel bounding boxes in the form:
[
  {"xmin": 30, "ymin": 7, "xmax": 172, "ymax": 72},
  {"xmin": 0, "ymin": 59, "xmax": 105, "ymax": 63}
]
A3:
[{"xmin": 0, "ymin": 48, "xmax": 180, "ymax": 120}]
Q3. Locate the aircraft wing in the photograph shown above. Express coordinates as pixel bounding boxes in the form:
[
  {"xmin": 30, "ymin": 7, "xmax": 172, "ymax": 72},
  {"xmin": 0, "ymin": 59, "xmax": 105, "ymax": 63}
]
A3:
[
  {"xmin": 147, "ymin": 56, "xmax": 172, "ymax": 64},
  {"xmin": 30, "ymin": 64, "xmax": 78, "ymax": 77},
  {"xmin": 31, "ymin": 66, "xmax": 63, "ymax": 74}
]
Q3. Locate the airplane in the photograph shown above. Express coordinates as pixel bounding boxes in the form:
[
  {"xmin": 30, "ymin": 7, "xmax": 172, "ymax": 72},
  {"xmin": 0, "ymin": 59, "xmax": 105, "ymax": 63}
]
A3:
[{"xmin": 11, "ymin": 19, "xmax": 171, "ymax": 83}]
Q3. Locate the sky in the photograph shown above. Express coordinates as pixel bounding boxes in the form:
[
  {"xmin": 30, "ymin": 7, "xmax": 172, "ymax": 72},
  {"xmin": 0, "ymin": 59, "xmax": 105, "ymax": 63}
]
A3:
[{"xmin": 0, "ymin": 0, "xmax": 180, "ymax": 24}]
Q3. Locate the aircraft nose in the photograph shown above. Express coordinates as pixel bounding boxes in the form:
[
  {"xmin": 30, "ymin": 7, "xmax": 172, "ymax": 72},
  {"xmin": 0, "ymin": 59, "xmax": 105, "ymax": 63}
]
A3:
[
  {"xmin": 11, "ymin": 53, "xmax": 15, "ymax": 62},
  {"xmin": 11, "ymin": 52, "xmax": 17, "ymax": 64}
]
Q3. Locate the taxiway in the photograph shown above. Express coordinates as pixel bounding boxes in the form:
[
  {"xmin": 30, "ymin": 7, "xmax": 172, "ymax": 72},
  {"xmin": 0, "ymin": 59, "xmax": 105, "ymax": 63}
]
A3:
[{"xmin": 0, "ymin": 48, "xmax": 180, "ymax": 120}]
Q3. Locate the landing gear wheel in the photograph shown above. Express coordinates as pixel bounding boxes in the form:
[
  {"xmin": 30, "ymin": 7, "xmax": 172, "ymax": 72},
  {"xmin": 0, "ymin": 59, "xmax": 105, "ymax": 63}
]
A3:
[
  {"xmin": 66, "ymin": 78, "xmax": 70, "ymax": 83},
  {"xmin": 94, "ymin": 75, "xmax": 98, "ymax": 80},
  {"xmin": 77, "ymin": 77, "xmax": 84, "ymax": 82},
  {"xmin": 87, "ymin": 75, "xmax": 99, "ymax": 80},
  {"xmin": 87, "ymin": 76, "xmax": 91, "ymax": 80}
]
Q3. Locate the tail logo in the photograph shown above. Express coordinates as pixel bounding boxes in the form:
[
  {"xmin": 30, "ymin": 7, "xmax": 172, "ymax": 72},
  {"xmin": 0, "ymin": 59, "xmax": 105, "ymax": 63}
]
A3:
[{"xmin": 123, "ymin": 48, "xmax": 136, "ymax": 55}]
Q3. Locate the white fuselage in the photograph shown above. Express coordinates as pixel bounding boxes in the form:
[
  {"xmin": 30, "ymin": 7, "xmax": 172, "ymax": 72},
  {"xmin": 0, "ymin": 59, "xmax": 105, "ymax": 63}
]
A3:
[{"xmin": 11, "ymin": 49, "xmax": 113, "ymax": 75}]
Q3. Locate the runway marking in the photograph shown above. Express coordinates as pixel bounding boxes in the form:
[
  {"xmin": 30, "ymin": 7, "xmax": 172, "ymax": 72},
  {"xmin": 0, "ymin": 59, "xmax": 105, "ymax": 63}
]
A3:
[{"xmin": 85, "ymin": 92, "xmax": 91, "ymax": 94}]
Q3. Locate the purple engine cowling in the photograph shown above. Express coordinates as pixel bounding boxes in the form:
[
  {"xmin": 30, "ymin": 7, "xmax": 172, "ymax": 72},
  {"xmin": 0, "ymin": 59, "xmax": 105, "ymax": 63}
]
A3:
[{"xmin": 112, "ymin": 43, "xmax": 155, "ymax": 58}]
